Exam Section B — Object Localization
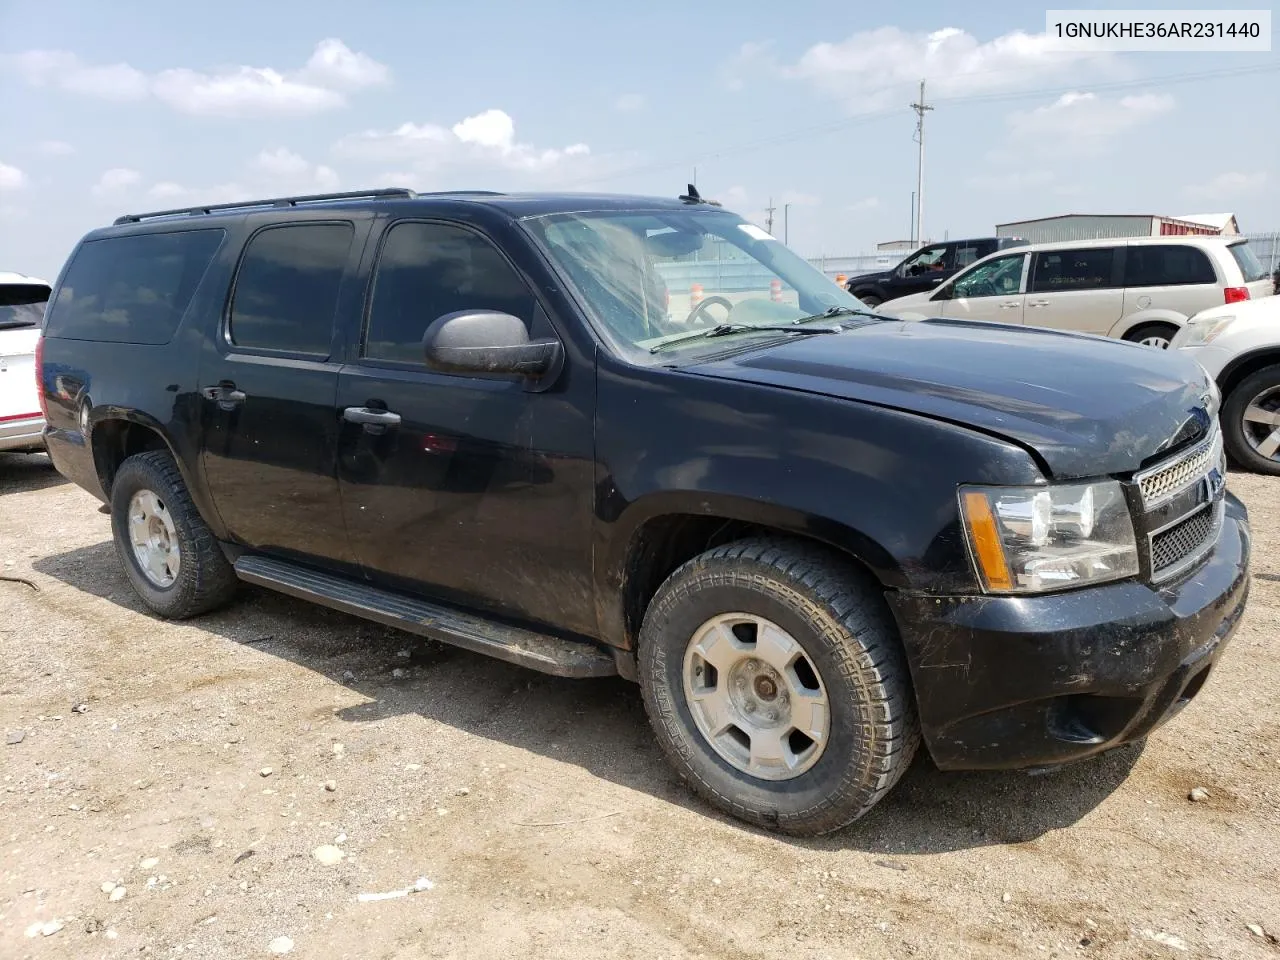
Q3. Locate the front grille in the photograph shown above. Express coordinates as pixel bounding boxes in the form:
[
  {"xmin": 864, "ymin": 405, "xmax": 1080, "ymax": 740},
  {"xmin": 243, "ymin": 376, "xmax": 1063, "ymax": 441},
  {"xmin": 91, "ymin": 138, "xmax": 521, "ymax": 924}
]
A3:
[
  {"xmin": 1136, "ymin": 428, "xmax": 1221, "ymax": 508},
  {"xmin": 1150, "ymin": 505, "xmax": 1217, "ymax": 579}
]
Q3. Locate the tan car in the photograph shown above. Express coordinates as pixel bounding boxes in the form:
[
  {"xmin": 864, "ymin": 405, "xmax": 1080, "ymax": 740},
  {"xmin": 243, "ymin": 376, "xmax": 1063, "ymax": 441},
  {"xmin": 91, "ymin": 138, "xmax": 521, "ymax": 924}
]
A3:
[{"xmin": 875, "ymin": 235, "xmax": 1275, "ymax": 349}]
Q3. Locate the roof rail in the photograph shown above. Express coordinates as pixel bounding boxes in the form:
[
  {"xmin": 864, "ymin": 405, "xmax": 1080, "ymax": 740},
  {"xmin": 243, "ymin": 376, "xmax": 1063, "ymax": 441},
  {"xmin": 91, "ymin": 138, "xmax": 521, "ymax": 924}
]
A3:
[{"xmin": 112, "ymin": 187, "xmax": 418, "ymax": 225}]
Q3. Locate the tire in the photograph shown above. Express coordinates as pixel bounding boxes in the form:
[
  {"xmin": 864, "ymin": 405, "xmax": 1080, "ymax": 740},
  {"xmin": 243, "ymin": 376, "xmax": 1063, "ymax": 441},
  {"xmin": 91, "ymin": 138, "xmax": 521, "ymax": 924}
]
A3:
[
  {"xmin": 856, "ymin": 294, "xmax": 883, "ymax": 308},
  {"xmin": 110, "ymin": 450, "xmax": 238, "ymax": 618},
  {"xmin": 1221, "ymin": 365, "xmax": 1280, "ymax": 476},
  {"xmin": 637, "ymin": 537, "xmax": 919, "ymax": 836},
  {"xmin": 1123, "ymin": 323, "xmax": 1178, "ymax": 349}
]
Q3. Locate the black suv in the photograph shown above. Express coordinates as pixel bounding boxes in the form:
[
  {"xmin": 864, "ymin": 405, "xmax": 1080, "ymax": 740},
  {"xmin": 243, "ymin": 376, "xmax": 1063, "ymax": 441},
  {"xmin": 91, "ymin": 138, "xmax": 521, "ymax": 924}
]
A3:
[
  {"xmin": 37, "ymin": 187, "xmax": 1250, "ymax": 836},
  {"xmin": 845, "ymin": 236, "xmax": 1030, "ymax": 306}
]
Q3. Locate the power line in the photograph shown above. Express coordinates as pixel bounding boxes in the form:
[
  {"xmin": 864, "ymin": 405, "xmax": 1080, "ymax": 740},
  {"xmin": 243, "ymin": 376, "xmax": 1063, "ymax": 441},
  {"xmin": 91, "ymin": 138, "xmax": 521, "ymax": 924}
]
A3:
[{"xmin": 569, "ymin": 62, "xmax": 1280, "ymax": 189}]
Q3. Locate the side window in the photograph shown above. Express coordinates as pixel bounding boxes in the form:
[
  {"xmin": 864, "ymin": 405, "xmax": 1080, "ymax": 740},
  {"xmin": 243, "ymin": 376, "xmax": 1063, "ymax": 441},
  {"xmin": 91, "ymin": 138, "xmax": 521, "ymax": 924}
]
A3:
[
  {"xmin": 902, "ymin": 244, "xmax": 949, "ymax": 276},
  {"xmin": 44, "ymin": 230, "xmax": 224, "ymax": 344},
  {"xmin": 953, "ymin": 244, "xmax": 983, "ymax": 269},
  {"xmin": 1029, "ymin": 247, "xmax": 1116, "ymax": 294},
  {"xmin": 951, "ymin": 254, "xmax": 1025, "ymax": 299},
  {"xmin": 1123, "ymin": 245, "xmax": 1217, "ymax": 287},
  {"xmin": 229, "ymin": 223, "xmax": 354, "ymax": 356},
  {"xmin": 364, "ymin": 221, "xmax": 537, "ymax": 365}
]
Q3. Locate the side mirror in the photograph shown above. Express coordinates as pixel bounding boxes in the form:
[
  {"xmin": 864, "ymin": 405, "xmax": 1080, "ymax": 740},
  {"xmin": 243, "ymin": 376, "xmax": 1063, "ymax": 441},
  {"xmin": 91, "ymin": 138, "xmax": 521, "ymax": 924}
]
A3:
[{"xmin": 423, "ymin": 311, "xmax": 562, "ymax": 379}]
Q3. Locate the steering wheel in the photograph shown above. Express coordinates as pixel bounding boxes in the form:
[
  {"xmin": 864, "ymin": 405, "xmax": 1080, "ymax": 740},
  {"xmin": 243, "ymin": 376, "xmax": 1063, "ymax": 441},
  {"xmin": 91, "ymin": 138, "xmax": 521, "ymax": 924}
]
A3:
[{"xmin": 685, "ymin": 295, "xmax": 735, "ymax": 327}]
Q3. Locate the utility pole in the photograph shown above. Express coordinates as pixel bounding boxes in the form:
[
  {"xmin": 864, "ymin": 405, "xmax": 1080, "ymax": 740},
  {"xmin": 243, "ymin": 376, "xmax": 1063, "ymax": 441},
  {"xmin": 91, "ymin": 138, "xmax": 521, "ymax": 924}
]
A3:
[
  {"xmin": 910, "ymin": 79, "xmax": 933, "ymax": 246},
  {"xmin": 784, "ymin": 203, "xmax": 791, "ymax": 245},
  {"xmin": 765, "ymin": 197, "xmax": 775, "ymax": 235}
]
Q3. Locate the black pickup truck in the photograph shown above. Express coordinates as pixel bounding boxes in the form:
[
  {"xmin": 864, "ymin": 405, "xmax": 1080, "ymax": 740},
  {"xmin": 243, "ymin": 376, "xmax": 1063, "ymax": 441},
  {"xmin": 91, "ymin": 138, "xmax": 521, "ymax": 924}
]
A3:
[
  {"xmin": 845, "ymin": 236, "xmax": 1029, "ymax": 306},
  {"xmin": 36, "ymin": 187, "xmax": 1250, "ymax": 836}
]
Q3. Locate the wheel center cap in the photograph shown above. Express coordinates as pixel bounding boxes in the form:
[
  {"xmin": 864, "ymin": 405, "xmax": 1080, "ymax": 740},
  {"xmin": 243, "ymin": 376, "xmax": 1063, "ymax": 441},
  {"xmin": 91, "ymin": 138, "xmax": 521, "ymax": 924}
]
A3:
[{"xmin": 753, "ymin": 675, "xmax": 778, "ymax": 700}]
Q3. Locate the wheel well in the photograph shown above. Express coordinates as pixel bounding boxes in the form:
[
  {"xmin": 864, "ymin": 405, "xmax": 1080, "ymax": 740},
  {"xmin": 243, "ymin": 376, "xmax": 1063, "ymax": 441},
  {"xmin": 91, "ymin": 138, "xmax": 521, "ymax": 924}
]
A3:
[
  {"xmin": 1121, "ymin": 320, "xmax": 1179, "ymax": 341},
  {"xmin": 91, "ymin": 419, "xmax": 170, "ymax": 495},
  {"xmin": 621, "ymin": 514, "xmax": 881, "ymax": 646},
  {"xmin": 1219, "ymin": 350, "xmax": 1280, "ymax": 401}
]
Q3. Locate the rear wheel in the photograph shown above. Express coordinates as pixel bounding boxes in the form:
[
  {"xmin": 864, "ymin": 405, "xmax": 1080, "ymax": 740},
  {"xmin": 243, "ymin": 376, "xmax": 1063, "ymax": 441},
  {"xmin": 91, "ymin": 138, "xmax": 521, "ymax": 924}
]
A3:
[
  {"xmin": 1222, "ymin": 365, "xmax": 1280, "ymax": 476},
  {"xmin": 110, "ymin": 450, "xmax": 238, "ymax": 618},
  {"xmin": 1123, "ymin": 323, "xmax": 1178, "ymax": 349},
  {"xmin": 638, "ymin": 538, "xmax": 919, "ymax": 836}
]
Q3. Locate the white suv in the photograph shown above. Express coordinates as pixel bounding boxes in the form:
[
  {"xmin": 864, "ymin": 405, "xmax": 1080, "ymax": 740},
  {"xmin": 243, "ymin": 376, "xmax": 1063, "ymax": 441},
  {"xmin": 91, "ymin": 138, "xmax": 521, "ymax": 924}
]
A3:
[
  {"xmin": 0, "ymin": 271, "xmax": 51, "ymax": 453},
  {"xmin": 1172, "ymin": 295, "xmax": 1280, "ymax": 475},
  {"xmin": 875, "ymin": 235, "xmax": 1274, "ymax": 349}
]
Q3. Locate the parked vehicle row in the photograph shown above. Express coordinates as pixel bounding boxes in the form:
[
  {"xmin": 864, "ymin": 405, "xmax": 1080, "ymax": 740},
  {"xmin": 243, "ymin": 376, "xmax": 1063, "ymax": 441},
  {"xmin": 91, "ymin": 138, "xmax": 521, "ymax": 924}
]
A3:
[
  {"xmin": 872, "ymin": 235, "xmax": 1273, "ymax": 349},
  {"xmin": 0, "ymin": 272, "xmax": 51, "ymax": 453},
  {"xmin": 33, "ymin": 186, "xmax": 1250, "ymax": 835}
]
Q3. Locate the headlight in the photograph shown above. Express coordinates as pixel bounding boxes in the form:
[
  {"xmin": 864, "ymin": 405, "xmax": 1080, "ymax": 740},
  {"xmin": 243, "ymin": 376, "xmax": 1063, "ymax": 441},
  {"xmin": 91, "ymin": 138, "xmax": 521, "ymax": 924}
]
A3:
[
  {"xmin": 1180, "ymin": 315, "xmax": 1234, "ymax": 347},
  {"xmin": 959, "ymin": 480, "xmax": 1139, "ymax": 594}
]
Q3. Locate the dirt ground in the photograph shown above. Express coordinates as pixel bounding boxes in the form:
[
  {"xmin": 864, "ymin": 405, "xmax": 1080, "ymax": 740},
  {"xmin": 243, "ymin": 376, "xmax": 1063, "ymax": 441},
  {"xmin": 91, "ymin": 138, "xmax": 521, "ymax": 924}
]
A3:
[{"xmin": 1, "ymin": 451, "xmax": 1277, "ymax": 960}]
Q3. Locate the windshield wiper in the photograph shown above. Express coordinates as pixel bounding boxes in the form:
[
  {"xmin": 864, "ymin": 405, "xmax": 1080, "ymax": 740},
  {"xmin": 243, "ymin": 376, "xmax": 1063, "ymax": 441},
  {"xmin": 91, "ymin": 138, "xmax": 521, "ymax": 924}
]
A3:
[
  {"xmin": 791, "ymin": 305, "xmax": 882, "ymax": 324},
  {"xmin": 650, "ymin": 322, "xmax": 841, "ymax": 354}
]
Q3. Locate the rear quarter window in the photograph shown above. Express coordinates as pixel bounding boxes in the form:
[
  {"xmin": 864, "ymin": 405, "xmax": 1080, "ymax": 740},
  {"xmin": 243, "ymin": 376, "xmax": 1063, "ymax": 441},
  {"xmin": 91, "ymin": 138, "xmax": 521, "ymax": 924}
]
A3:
[
  {"xmin": 44, "ymin": 229, "xmax": 225, "ymax": 344},
  {"xmin": 1228, "ymin": 241, "xmax": 1268, "ymax": 283},
  {"xmin": 1123, "ymin": 245, "xmax": 1217, "ymax": 287}
]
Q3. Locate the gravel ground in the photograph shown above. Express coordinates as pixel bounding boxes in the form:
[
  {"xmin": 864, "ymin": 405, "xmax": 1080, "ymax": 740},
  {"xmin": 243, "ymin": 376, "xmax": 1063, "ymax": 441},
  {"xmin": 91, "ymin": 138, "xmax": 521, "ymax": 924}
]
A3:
[{"xmin": 1, "ymin": 450, "xmax": 1277, "ymax": 960}]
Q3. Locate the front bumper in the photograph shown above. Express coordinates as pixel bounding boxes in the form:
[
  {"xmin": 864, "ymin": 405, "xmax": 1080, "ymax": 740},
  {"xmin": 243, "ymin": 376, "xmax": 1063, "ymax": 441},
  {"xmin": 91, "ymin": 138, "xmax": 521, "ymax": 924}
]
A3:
[
  {"xmin": 0, "ymin": 414, "xmax": 46, "ymax": 452},
  {"xmin": 888, "ymin": 492, "xmax": 1251, "ymax": 771}
]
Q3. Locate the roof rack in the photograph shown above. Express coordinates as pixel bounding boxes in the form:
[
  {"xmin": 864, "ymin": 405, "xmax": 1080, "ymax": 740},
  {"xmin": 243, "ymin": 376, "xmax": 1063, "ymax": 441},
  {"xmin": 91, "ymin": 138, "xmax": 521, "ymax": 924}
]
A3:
[{"xmin": 112, "ymin": 187, "xmax": 418, "ymax": 225}]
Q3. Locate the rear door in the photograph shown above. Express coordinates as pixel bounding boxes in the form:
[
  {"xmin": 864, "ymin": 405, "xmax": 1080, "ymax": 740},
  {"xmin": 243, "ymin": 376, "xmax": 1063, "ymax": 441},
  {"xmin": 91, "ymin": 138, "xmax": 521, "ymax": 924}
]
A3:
[
  {"xmin": 1024, "ymin": 246, "xmax": 1124, "ymax": 335},
  {"xmin": 199, "ymin": 216, "xmax": 370, "ymax": 567},
  {"xmin": 937, "ymin": 252, "xmax": 1028, "ymax": 324},
  {"xmin": 1122, "ymin": 243, "xmax": 1220, "ymax": 321}
]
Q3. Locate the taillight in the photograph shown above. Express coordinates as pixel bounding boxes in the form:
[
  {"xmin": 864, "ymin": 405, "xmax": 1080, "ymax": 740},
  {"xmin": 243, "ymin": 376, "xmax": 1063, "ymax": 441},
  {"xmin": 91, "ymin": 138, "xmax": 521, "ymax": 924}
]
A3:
[
  {"xmin": 1224, "ymin": 286, "xmax": 1250, "ymax": 304},
  {"xmin": 34, "ymin": 335, "xmax": 48, "ymax": 419}
]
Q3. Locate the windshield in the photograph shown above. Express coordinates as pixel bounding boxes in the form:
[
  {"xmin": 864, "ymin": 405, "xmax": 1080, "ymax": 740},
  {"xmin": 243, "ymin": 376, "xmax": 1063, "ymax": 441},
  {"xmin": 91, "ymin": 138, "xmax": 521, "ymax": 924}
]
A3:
[
  {"xmin": 520, "ymin": 208, "xmax": 866, "ymax": 360},
  {"xmin": 0, "ymin": 283, "xmax": 50, "ymax": 329},
  {"xmin": 1228, "ymin": 241, "xmax": 1267, "ymax": 283}
]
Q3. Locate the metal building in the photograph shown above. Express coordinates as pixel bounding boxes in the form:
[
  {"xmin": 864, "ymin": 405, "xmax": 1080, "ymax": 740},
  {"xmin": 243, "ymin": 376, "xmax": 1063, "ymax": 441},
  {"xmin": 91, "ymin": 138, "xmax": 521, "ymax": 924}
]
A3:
[{"xmin": 994, "ymin": 213, "xmax": 1236, "ymax": 244}]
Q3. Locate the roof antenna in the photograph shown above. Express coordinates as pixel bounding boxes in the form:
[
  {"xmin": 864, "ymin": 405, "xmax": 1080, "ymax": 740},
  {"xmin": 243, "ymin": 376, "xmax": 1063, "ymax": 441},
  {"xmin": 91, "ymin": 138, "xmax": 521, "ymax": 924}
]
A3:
[{"xmin": 678, "ymin": 183, "xmax": 721, "ymax": 206}]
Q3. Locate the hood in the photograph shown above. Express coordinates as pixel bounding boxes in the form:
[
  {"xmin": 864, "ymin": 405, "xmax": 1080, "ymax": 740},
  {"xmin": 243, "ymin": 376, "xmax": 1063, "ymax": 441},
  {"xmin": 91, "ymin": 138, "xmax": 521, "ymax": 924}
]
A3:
[
  {"xmin": 874, "ymin": 290, "xmax": 936, "ymax": 316},
  {"xmin": 683, "ymin": 318, "xmax": 1215, "ymax": 479},
  {"xmin": 845, "ymin": 269, "xmax": 891, "ymax": 285}
]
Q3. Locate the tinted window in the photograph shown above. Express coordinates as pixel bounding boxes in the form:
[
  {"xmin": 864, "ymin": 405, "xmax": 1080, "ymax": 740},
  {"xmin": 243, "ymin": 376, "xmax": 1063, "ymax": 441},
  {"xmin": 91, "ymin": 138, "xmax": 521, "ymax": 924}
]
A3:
[
  {"xmin": 229, "ymin": 223, "xmax": 353, "ymax": 355},
  {"xmin": 901, "ymin": 244, "xmax": 950, "ymax": 276},
  {"xmin": 1123, "ymin": 245, "xmax": 1216, "ymax": 287},
  {"xmin": 954, "ymin": 244, "xmax": 986, "ymax": 269},
  {"xmin": 45, "ymin": 230, "xmax": 223, "ymax": 343},
  {"xmin": 1228, "ymin": 241, "xmax": 1267, "ymax": 282},
  {"xmin": 952, "ymin": 254, "xmax": 1025, "ymax": 299},
  {"xmin": 1029, "ymin": 248, "xmax": 1116, "ymax": 293},
  {"xmin": 364, "ymin": 221, "xmax": 536, "ymax": 365},
  {"xmin": 0, "ymin": 283, "xmax": 50, "ymax": 329}
]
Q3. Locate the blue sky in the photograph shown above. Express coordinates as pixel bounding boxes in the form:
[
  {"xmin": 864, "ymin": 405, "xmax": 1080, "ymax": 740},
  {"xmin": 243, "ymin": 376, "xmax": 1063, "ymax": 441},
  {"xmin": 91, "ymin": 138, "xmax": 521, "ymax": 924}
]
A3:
[{"xmin": 1, "ymin": 0, "xmax": 1276, "ymax": 280}]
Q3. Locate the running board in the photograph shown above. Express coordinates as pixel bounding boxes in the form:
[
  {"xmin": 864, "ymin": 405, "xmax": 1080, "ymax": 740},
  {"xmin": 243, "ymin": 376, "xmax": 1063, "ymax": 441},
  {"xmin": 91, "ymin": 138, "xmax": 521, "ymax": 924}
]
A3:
[{"xmin": 233, "ymin": 555, "xmax": 617, "ymax": 679}]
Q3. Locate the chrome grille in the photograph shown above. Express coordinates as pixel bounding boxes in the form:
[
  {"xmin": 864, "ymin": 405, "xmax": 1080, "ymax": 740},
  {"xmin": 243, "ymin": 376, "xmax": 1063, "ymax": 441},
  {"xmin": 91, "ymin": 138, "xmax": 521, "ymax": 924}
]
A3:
[
  {"xmin": 1136, "ymin": 428, "xmax": 1222, "ymax": 509},
  {"xmin": 1150, "ymin": 505, "xmax": 1217, "ymax": 577}
]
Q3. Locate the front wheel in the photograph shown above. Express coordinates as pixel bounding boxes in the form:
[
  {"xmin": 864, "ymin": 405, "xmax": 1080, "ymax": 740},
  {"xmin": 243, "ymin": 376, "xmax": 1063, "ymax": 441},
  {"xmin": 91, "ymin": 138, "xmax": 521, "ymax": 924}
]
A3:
[
  {"xmin": 856, "ymin": 294, "xmax": 883, "ymax": 308},
  {"xmin": 110, "ymin": 450, "xmax": 239, "ymax": 618},
  {"xmin": 638, "ymin": 538, "xmax": 919, "ymax": 836},
  {"xmin": 1222, "ymin": 365, "xmax": 1280, "ymax": 475}
]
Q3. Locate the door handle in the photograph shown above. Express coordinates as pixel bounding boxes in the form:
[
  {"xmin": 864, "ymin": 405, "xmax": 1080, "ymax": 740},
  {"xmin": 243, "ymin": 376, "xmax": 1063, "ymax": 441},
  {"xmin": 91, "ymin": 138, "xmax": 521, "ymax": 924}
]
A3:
[
  {"xmin": 1028, "ymin": 299, "xmax": 1050, "ymax": 308},
  {"xmin": 343, "ymin": 406, "xmax": 402, "ymax": 427},
  {"xmin": 999, "ymin": 301, "xmax": 1021, "ymax": 309}
]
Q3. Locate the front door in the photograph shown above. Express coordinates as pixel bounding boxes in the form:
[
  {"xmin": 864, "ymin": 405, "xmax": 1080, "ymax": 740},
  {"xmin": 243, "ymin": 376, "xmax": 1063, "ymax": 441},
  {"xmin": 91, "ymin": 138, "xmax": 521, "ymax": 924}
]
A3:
[
  {"xmin": 938, "ymin": 252, "xmax": 1028, "ymax": 325},
  {"xmin": 887, "ymin": 243, "xmax": 952, "ymax": 299},
  {"xmin": 200, "ymin": 219, "xmax": 365, "ymax": 566},
  {"xmin": 336, "ymin": 219, "xmax": 597, "ymax": 635}
]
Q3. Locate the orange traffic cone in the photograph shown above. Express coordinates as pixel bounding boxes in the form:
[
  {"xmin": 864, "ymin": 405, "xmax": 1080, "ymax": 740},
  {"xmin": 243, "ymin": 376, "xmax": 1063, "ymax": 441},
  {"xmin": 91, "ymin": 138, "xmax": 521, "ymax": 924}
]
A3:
[
  {"xmin": 769, "ymin": 279, "xmax": 782, "ymax": 302},
  {"xmin": 691, "ymin": 283, "xmax": 704, "ymax": 306}
]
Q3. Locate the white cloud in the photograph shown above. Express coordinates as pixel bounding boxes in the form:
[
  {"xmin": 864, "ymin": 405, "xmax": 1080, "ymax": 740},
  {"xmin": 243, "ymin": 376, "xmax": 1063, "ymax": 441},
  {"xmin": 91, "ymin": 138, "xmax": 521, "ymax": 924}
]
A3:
[
  {"xmin": 91, "ymin": 167, "xmax": 142, "ymax": 197},
  {"xmin": 735, "ymin": 27, "xmax": 1111, "ymax": 110},
  {"xmin": 847, "ymin": 196, "xmax": 879, "ymax": 211},
  {"xmin": 296, "ymin": 37, "xmax": 390, "ymax": 90},
  {"xmin": 1184, "ymin": 170, "xmax": 1268, "ymax": 200},
  {"xmin": 0, "ymin": 162, "xmax": 27, "ymax": 191},
  {"xmin": 251, "ymin": 148, "xmax": 340, "ymax": 191},
  {"xmin": 4, "ymin": 50, "xmax": 148, "ymax": 100},
  {"xmin": 336, "ymin": 108, "xmax": 593, "ymax": 177},
  {"xmin": 613, "ymin": 93, "xmax": 646, "ymax": 112},
  {"xmin": 1006, "ymin": 91, "xmax": 1173, "ymax": 152},
  {"xmin": 3, "ymin": 40, "xmax": 389, "ymax": 117},
  {"xmin": 37, "ymin": 140, "xmax": 75, "ymax": 156}
]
